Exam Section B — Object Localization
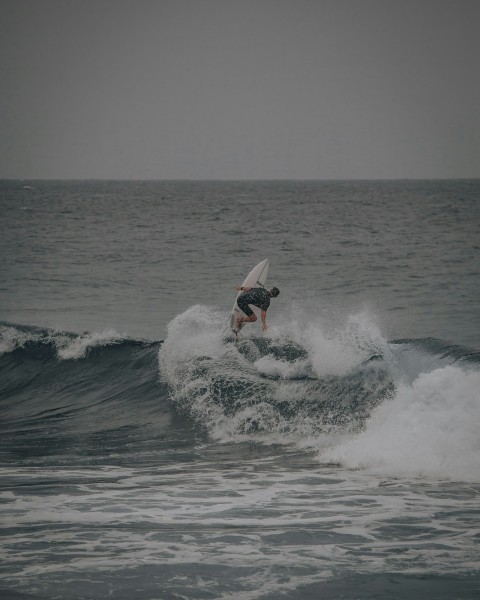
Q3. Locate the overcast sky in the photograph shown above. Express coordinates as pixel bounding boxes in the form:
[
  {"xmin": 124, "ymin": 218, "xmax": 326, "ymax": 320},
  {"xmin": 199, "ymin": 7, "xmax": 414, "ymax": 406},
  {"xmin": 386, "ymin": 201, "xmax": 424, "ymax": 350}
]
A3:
[{"xmin": 1, "ymin": 0, "xmax": 479, "ymax": 179}]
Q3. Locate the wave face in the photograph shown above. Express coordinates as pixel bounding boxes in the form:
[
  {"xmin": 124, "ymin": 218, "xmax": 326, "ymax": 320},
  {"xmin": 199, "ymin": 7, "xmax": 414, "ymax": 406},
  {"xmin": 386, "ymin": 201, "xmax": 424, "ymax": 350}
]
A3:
[
  {"xmin": 159, "ymin": 306, "xmax": 480, "ymax": 481},
  {"xmin": 0, "ymin": 322, "xmax": 194, "ymax": 466}
]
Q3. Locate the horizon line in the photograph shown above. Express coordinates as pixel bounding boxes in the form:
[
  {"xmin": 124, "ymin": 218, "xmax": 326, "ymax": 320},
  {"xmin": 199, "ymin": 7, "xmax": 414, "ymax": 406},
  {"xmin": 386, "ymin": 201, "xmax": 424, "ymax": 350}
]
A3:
[{"xmin": 1, "ymin": 177, "xmax": 479, "ymax": 183}]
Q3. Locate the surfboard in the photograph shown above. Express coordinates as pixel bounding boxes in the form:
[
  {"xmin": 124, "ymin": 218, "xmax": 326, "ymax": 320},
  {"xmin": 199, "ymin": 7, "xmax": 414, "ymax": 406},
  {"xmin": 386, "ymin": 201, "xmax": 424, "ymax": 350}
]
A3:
[{"xmin": 230, "ymin": 259, "xmax": 269, "ymax": 334}]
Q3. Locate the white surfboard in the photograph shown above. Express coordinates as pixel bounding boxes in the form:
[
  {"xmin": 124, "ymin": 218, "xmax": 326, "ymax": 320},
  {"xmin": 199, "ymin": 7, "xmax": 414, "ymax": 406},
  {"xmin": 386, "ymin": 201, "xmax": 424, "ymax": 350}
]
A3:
[{"xmin": 230, "ymin": 259, "xmax": 269, "ymax": 334}]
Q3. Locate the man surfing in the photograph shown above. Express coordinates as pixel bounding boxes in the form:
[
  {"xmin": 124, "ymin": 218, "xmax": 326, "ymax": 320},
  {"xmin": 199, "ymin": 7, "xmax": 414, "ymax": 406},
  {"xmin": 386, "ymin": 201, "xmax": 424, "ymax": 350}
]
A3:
[{"xmin": 233, "ymin": 286, "xmax": 280, "ymax": 333}]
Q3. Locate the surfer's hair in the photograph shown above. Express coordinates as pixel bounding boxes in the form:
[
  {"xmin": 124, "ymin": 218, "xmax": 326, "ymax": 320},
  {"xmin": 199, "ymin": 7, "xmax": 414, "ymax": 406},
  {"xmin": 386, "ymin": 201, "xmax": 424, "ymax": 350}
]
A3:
[{"xmin": 270, "ymin": 287, "xmax": 280, "ymax": 297}]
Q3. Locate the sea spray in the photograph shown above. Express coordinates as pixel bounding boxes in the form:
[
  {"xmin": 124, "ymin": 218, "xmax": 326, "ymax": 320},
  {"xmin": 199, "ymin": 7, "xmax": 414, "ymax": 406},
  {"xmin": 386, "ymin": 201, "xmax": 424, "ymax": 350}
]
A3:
[{"xmin": 159, "ymin": 305, "xmax": 393, "ymax": 444}]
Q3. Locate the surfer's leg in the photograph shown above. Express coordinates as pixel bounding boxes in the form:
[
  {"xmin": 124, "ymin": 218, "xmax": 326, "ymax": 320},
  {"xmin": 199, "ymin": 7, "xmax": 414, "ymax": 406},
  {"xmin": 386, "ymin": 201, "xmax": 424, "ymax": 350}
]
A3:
[
  {"xmin": 238, "ymin": 313, "xmax": 257, "ymax": 325},
  {"xmin": 235, "ymin": 301, "xmax": 256, "ymax": 328}
]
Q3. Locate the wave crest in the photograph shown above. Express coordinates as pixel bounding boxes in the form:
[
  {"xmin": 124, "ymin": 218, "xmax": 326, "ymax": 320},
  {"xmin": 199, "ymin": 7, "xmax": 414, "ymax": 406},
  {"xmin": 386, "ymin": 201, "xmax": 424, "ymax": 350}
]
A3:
[{"xmin": 0, "ymin": 322, "xmax": 129, "ymax": 360}]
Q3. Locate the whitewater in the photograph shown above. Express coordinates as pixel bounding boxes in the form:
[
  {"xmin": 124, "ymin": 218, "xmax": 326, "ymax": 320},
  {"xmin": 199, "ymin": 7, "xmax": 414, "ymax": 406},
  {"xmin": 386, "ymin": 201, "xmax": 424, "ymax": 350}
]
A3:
[
  {"xmin": 1, "ymin": 180, "xmax": 479, "ymax": 599},
  {"xmin": 160, "ymin": 305, "xmax": 480, "ymax": 481}
]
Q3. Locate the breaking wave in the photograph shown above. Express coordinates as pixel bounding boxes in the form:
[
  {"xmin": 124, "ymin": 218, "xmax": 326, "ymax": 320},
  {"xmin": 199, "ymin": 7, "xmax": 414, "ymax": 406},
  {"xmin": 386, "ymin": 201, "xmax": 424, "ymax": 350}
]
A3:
[{"xmin": 1, "ymin": 310, "xmax": 479, "ymax": 481}]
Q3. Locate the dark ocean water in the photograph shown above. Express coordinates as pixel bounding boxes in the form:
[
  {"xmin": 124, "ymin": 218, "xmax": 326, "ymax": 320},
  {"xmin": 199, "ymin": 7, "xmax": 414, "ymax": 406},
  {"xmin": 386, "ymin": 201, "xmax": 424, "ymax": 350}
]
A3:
[{"xmin": 1, "ymin": 180, "xmax": 479, "ymax": 599}]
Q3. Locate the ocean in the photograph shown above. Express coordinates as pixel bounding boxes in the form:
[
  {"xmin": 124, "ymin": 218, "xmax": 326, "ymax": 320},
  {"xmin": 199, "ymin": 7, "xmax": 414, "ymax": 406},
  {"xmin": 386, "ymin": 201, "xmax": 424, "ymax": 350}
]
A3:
[{"xmin": 0, "ymin": 180, "xmax": 479, "ymax": 599}]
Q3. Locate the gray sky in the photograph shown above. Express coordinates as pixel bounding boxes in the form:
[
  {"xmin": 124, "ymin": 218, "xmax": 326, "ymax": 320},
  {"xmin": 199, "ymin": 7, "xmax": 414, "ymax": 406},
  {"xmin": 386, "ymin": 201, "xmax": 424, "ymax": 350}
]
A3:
[{"xmin": 1, "ymin": 0, "xmax": 479, "ymax": 179}]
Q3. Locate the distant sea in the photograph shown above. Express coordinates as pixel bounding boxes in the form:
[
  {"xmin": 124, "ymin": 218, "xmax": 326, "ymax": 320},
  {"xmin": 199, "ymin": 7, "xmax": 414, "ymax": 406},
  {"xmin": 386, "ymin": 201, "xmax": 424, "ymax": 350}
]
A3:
[{"xmin": 1, "ymin": 180, "xmax": 479, "ymax": 599}]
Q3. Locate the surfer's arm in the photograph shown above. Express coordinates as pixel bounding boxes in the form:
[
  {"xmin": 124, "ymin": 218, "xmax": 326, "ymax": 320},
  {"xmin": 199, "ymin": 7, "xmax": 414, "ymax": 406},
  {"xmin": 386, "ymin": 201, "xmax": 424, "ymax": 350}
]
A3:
[{"xmin": 261, "ymin": 310, "xmax": 267, "ymax": 331}]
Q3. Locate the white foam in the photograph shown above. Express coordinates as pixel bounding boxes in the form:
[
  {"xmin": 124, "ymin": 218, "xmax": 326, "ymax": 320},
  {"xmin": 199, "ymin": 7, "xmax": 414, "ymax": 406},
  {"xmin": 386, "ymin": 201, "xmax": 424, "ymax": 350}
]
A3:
[
  {"xmin": 0, "ymin": 325, "xmax": 40, "ymax": 354},
  {"xmin": 324, "ymin": 364, "xmax": 480, "ymax": 481},
  {"xmin": 254, "ymin": 355, "xmax": 310, "ymax": 379},
  {"xmin": 160, "ymin": 305, "xmax": 229, "ymax": 382},
  {"xmin": 158, "ymin": 305, "xmax": 232, "ymax": 432},
  {"xmin": 56, "ymin": 329, "xmax": 125, "ymax": 360}
]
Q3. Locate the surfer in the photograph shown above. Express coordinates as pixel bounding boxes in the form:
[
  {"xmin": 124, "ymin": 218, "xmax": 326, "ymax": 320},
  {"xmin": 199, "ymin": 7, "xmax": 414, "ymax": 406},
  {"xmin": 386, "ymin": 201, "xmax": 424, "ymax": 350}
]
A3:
[{"xmin": 234, "ymin": 286, "xmax": 280, "ymax": 332}]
